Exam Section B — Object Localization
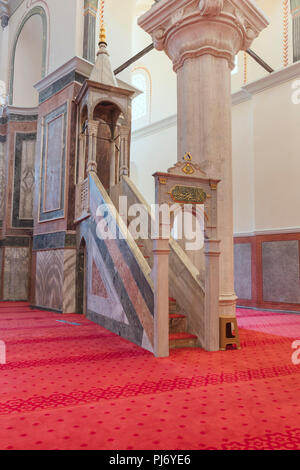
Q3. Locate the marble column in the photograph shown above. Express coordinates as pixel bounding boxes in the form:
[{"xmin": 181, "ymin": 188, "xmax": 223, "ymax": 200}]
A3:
[
  {"xmin": 139, "ymin": 0, "xmax": 268, "ymax": 318},
  {"xmin": 78, "ymin": 134, "xmax": 86, "ymax": 182},
  {"xmin": 86, "ymin": 120, "xmax": 98, "ymax": 174},
  {"xmin": 109, "ymin": 138, "xmax": 116, "ymax": 189},
  {"xmin": 83, "ymin": 0, "xmax": 98, "ymax": 63},
  {"xmin": 291, "ymin": 0, "xmax": 300, "ymax": 62},
  {"xmin": 119, "ymin": 126, "xmax": 130, "ymax": 178}
]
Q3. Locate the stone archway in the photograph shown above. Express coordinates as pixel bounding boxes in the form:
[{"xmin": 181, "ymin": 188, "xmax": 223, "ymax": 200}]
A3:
[{"xmin": 9, "ymin": 6, "xmax": 48, "ymax": 106}]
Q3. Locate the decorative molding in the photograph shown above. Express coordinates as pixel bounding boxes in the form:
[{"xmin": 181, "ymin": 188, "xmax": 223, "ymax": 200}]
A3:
[
  {"xmin": 0, "ymin": 236, "xmax": 31, "ymax": 247},
  {"xmin": 199, "ymin": 0, "xmax": 223, "ymax": 17},
  {"xmin": 34, "ymin": 56, "xmax": 93, "ymax": 95},
  {"xmin": 132, "ymin": 113, "xmax": 177, "ymax": 140},
  {"xmin": 243, "ymin": 60, "xmax": 300, "ymax": 94},
  {"xmin": 6, "ymin": 106, "xmax": 39, "ymax": 116},
  {"xmin": 232, "ymin": 88, "xmax": 252, "ymax": 105},
  {"xmin": 234, "ymin": 228, "xmax": 300, "ymax": 237},
  {"xmin": 33, "ymin": 232, "xmax": 76, "ymax": 251}
]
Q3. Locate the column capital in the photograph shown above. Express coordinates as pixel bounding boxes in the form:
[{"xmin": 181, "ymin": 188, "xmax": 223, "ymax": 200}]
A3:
[
  {"xmin": 139, "ymin": 0, "xmax": 269, "ymax": 71},
  {"xmin": 87, "ymin": 120, "xmax": 99, "ymax": 136}
]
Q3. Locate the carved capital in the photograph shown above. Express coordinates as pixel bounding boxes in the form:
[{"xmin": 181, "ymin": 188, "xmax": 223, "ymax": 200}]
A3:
[
  {"xmin": 152, "ymin": 27, "xmax": 166, "ymax": 51},
  {"xmin": 139, "ymin": 0, "xmax": 269, "ymax": 71},
  {"xmin": 87, "ymin": 120, "xmax": 99, "ymax": 137},
  {"xmin": 199, "ymin": 0, "xmax": 223, "ymax": 17},
  {"xmin": 87, "ymin": 160, "xmax": 97, "ymax": 174}
]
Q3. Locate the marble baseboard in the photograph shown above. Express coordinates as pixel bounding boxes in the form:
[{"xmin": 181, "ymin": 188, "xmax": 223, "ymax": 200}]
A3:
[
  {"xmin": 2, "ymin": 247, "xmax": 30, "ymax": 301},
  {"xmin": 34, "ymin": 247, "xmax": 76, "ymax": 313},
  {"xmin": 234, "ymin": 233, "xmax": 300, "ymax": 311},
  {"xmin": 33, "ymin": 232, "xmax": 76, "ymax": 251}
]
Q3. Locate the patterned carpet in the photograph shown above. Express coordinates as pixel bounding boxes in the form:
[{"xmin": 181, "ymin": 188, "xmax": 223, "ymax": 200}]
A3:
[{"xmin": 0, "ymin": 302, "xmax": 300, "ymax": 450}]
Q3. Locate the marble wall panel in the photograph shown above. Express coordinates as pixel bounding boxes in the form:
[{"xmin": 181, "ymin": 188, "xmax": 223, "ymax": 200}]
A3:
[
  {"xmin": 3, "ymin": 247, "xmax": 30, "ymax": 300},
  {"xmin": 35, "ymin": 249, "xmax": 64, "ymax": 311},
  {"xmin": 0, "ymin": 140, "xmax": 5, "ymax": 222},
  {"xmin": 39, "ymin": 104, "xmax": 67, "ymax": 222},
  {"xmin": 63, "ymin": 249, "xmax": 76, "ymax": 313},
  {"xmin": 44, "ymin": 115, "xmax": 64, "ymax": 212},
  {"xmin": 19, "ymin": 140, "xmax": 36, "ymax": 220},
  {"xmin": 234, "ymin": 243, "xmax": 252, "ymax": 300},
  {"xmin": 12, "ymin": 133, "xmax": 36, "ymax": 228},
  {"xmin": 262, "ymin": 240, "xmax": 300, "ymax": 304}
]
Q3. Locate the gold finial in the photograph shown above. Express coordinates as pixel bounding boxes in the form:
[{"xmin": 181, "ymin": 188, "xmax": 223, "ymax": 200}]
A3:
[
  {"xmin": 99, "ymin": 24, "xmax": 107, "ymax": 44},
  {"xmin": 99, "ymin": 0, "xmax": 107, "ymax": 45}
]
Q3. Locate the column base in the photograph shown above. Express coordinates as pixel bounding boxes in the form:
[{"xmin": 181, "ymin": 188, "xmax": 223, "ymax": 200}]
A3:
[{"xmin": 219, "ymin": 294, "xmax": 238, "ymax": 317}]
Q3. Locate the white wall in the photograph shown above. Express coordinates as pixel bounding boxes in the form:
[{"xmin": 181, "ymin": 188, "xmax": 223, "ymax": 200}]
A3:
[
  {"xmin": 252, "ymin": 77, "xmax": 300, "ymax": 231},
  {"xmin": 232, "ymin": 99, "xmax": 255, "ymax": 234},
  {"xmin": 131, "ymin": 122, "xmax": 177, "ymax": 204}
]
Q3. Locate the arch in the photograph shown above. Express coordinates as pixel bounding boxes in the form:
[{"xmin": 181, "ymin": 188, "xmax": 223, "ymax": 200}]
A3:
[
  {"xmin": 171, "ymin": 204, "xmax": 205, "ymax": 282},
  {"xmin": 91, "ymin": 98, "xmax": 127, "ymax": 125},
  {"xmin": 9, "ymin": 6, "xmax": 48, "ymax": 105}
]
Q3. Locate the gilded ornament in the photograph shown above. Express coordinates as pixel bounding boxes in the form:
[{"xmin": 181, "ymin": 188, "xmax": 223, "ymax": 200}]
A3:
[{"xmin": 170, "ymin": 185, "xmax": 207, "ymax": 204}]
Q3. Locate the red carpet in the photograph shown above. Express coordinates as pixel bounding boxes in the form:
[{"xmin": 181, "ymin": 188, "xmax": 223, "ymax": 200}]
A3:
[{"xmin": 0, "ymin": 302, "xmax": 300, "ymax": 450}]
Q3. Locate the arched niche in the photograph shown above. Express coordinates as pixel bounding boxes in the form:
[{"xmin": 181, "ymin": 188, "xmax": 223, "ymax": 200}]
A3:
[
  {"xmin": 9, "ymin": 6, "xmax": 48, "ymax": 107},
  {"xmin": 93, "ymin": 100, "xmax": 123, "ymax": 191}
]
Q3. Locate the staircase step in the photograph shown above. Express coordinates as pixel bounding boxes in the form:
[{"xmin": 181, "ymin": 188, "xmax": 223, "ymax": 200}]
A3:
[
  {"xmin": 169, "ymin": 306, "xmax": 178, "ymax": 314},
  {"xmin": 169, "ymin": 314, "xmax": 187, "ymax": 334},
  {"xmin": 169, "ymin": 332, "xmax": 198, "ymax": 349}
]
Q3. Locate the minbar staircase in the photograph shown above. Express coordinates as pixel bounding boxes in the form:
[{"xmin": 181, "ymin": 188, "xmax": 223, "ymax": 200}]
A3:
[
  {"xmin": 138, "ymin": 242, "xmax": 198, "ymax": 349},
  {"xmin": 169, "ymin": 297, "xmax": 198, "ymax": 349}
]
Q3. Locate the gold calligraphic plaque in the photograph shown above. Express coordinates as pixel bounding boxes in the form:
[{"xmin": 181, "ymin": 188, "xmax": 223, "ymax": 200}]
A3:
[{"xmin": 170, "ymin": 185, "xmax": 207, "ymax": 204}]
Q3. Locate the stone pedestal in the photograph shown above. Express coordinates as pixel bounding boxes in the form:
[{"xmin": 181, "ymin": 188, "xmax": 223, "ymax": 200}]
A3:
[{"xmin": 139, "ymin": 0, "xmax": 268, "ymax": 318}]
